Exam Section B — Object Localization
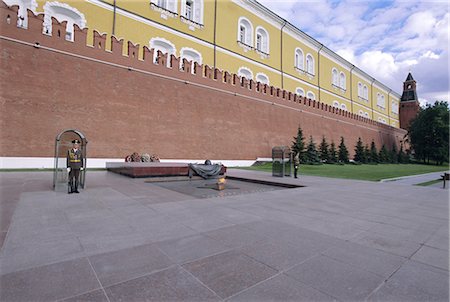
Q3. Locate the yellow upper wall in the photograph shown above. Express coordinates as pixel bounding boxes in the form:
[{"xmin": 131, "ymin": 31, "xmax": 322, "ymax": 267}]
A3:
[
  {"xmin": 31, "ymin": 0, "xmax": 400, "ymax": 126},
  {"xmin": 282, "ymin": 31, "xmax": 319, "ymax": 87},
  {"xmin": 215, "ymin": 0, "xmax": 281, "ymax": 70}
]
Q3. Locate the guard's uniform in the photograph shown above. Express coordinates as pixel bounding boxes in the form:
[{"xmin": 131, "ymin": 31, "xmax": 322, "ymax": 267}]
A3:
[
  {"xmin": 67, "ymin": 143, "xmax": 83, "ymax": 193},
  {"xmin": 294, "ymin": 153, "xmax": 300, "ymax": 178}
]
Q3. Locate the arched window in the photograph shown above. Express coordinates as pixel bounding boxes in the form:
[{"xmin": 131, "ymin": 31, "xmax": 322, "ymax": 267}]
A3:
[
  {"xmin": 238, "ymin": 67, "xmax": 253, "ymax": 80},
  {"xmin": 377, "ymin": 93, "xmax": 385, "ymax": 108},
  {"xmin": 359, "ymin": 110, "xmax": 364, "ymax": 116},
  {"xmin": 333, "ymin": 101, "xmax": 340, "ymax": 108},
  {"xmin": 392, "ymin": 101, "xmax": 399, "ymax": 114},
  {"xmin": 237, "ymin": 17, "xmax": 253, "ymax": 46},
  {"xmin": 3, "ymin": 0, "xmax": 37, "ymax": 28},
  {"xmin": 150, "ymin": 37, "xmax": 176, "ymax": 66},
  {"xmin": 255, "ymin": 26, "xmax": 269, "ymax": 54},
  {"xmin": 43, "ymin": 2, "xmax": 86, "ymax": 41},
  {"xmin": 339, "ymin": 72, "xmax": 346, "ymax": 90},
  {"xmin": 358, "ymin": 82, "xmax": 362, "ymax": 97},
  {"xmin": 180, "ymin": 0, "xmax": 203, "ymax": 24},
  {"xmin": 294, "ymin": 48, "xmax": 304, "ymax": 70},
  {"xmin": 151, "ymin": 0, "xmax": 177, "ymax": 13},
  {"xmin": 341, "ymin": 104, "xmax": 347, "ymax": 111},
  {"xmin": 295, "ymin": 87, "xmax": 305, "ymax": 97},
  {"xmin": 255, "ymin": 73, "xmax": 269, "ymax": 85},
  {"xmin": 306, "ymin": 54, "xmax": 314, "ymax": 75},
  {"xmin": 364, "ymin": 112, "xmax": 369, "ymax": 118},
  {"xmin": 363, "ymin": 85, "xmax": 368, "ymax": 99},
  {"xmin": 332, "ymin": 68, "xmax": 339, "ymax": 86},
  {"xmin": 180, "ymin": 47, "xmax": 202, "ymax": 71},
  {"xmin": 306, "ymin": 91, "xmax": 315, "ymax": 100}
]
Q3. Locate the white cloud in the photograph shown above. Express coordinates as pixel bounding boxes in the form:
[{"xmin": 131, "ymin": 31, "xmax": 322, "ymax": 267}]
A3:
[{"xmin": 257, "ymin": 0, "xmax": 449, "ymax": 103}]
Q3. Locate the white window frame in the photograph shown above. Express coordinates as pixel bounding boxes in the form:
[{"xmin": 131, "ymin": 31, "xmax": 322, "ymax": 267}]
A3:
[
  {"xmin": 339, "ymin": 72, "xmax": 346, "ymax": 90},
  {"xmin": 391, "ymin": 101, "xmax": 399, "ymax": 114},
  {"xmin": 306, "ymin": 54, "xmax": 314, "ymax": 76},
  {"xmin": 377, "ymin": 93, "xmax": 386, "ymax": 108},
  {"xmin": 294, "ymin": 48, "xmax": 304, "ymax": 71},
  {"xmin": 341, "ymin": 104, "xmax": 347, "ymax": 111},
  {"xmin": 180, "ymin": 0, "xmax": 203, "ymax": 24},
  {"xmin": 237, "ymin": 17, "xmax": 253, "ymax": 47},
  {"xmin": 151, "ymin": 0, "xmax": 178, "ymax": 13},
  {"xmin": 255, "ymin": 72, "xmax": 269, "ymax": 85},
  {"xmin": 333, "ymin": 101, "xmax": 340, "ymax": 108},
  {"xmin": 150, "ymin": 37, "xmax": 176, "ymax": 66},
  {"xmin": 295, "ymin": 87, "xmax": 305, "ymax": 97},
  {"xmin": 306, "ymin": 91, "xmax": 315, "ymax": 100},
  {"xmin": 358, "ymin": 82, "xmax": 362, "ymax": 97},
  {"xmin": 180, "ymin": 47, "xmax": 202, "ymax": 72},
  {"xmin": 42, "ymin": 2, "xmax": 86, "ymax": 41},
  {"xmin": 238, "ymin": 67, "xmax": 253, "ymax": 80},
  {"xmin": 363, "ymin": 85, "xmax": 368, "ymax": 100},
  {"xmin": 255, "ymin": 26, "xmax": 269, "ymax": 54},
  {"xmin": 332, "ymin": 68, "xmax": 339, "ymax": 86}
]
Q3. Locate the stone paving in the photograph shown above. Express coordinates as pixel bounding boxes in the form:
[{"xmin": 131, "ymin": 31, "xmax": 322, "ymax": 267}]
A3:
[{"xmin": 0, "ymin": 169, "xmax": 448, "ymax": 301}]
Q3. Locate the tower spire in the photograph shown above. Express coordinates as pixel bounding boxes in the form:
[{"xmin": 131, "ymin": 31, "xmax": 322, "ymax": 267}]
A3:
[{"xmin": 399, "ymin": 72, "xmax": 420, "ymax": 129}]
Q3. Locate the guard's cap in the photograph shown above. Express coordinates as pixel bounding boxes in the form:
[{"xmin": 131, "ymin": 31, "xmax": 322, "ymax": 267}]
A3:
[{"xmin": 72, "ymin": 139, "xmax": 80, "ymax": 144}]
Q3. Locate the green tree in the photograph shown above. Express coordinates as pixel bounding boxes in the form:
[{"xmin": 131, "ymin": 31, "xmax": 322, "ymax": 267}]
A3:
[
  {"xmin": 408, "ymin": 101, "xmax": 449, "ymax": 165},
  {"xmin": 319, "ymin": 136, "xmax": 330, "ymax": 163},
  {"xmin": 354, "ymin": 137, "xmax": 365, "ymax": 163},
  {"xmin": 379, "ymin": 144, "xmax": 390, "ymax": 163},
  {"xmin": 305, "ymin": 136, "xmax": 321, "ymax": 164},
  {"xmin": 291, "ymin": 125, "xmax": 306, "ymax": 163},
  {"xmin": 338, "ymin": 136, "xmax": 349, "ymax": 163},
  {"xmin": 370, "ymin": 141, "xmax": 379, "ymax": 163},
  {"xmin": 364, "ymin": 144, "xmax": 370, "ymax": 164},
  {"xmin": 398, "ymin": 144, "xmax": 408, "ymax": 164},
  {"xmin": 390, "ymin": 143, "xmax": 398, "ymax": 164},
  {"xmin": 329, "ymin": 141, "xmax": 338, "ymax": 164}
]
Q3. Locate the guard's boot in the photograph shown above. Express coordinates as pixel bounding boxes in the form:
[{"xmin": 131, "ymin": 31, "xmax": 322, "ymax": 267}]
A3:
[
  {"xmin": 68, "ymin": 180, "xmax": 73, "ymax": 194},
  {"xmin": 74, "ymin": 179, "xmax": 80, "ymax": 193}
]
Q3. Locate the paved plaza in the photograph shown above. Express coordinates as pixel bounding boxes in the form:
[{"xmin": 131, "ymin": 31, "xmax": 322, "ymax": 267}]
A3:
[{"xmin": 0, "ymin": 169, "xmax": 448, "ymax": 301}]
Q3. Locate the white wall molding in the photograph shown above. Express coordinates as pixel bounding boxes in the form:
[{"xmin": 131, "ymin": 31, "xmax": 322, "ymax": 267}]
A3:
[{"xmin": 0, "ymin": 157, "xmax": 259, "ymax": 169}]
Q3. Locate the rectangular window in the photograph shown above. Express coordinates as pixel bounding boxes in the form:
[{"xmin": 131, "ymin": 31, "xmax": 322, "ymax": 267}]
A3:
[
  {"xmin": 256, "ymin": 34, "xmax": 262, "ymax": 51},
  {"xmin": 239, "ymin": 26, "xmax": 246, "ymax": 43},
  {"xmin": 185, "ymin": 0, "xmax": 193, "ymax": 20},
  {"xmin": 158, "ymin": 0, "xmax": 167, "ymax": 8}
]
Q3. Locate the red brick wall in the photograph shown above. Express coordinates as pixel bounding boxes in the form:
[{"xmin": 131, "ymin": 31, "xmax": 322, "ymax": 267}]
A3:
[
  {"xmin": 0, "ymin": 5, "xmax": 406, "ymax": 160},
  {"xmin": 399, "ymin": 101, "xmax": 420, "ymax": 130}
]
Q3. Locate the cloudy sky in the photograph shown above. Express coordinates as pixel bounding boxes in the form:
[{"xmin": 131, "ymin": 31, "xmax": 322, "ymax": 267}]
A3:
[{"xmin": 257, "ymin": 0, "xmax": 449, "ymax": 106}]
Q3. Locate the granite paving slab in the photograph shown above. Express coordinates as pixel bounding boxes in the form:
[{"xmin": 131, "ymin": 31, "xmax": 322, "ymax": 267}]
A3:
[
  {"xmin": 182, "ymin": 250, "xmax": 278, "ymax": 299},
  {"xmin": 0, "ymin": 170, "xmax": 448, "ymax": 302},
  {"xmin": 286, "ymin": 255, "xmax": 384, "ymax": 301},
  {"xmin": 0, "ymin": 236, "xmax": 85, "ymax": 275},
  {"xmin": 229, "ymin": 273, "xmax": 337, "ymax": 301},
  {"xmin": 156, "ymin": 234, "xmax": 230, "ymax": 264},
  {"xmin": 350, "ymin": 231, "xmax": 422, "ymax": 258},
  {"xmin": 237, "ymin": 239, "xmax": 323, "ymax": 271},
  {"xmin": 368, "ymin": 260, "xmax": 449, "ymax": 301},
  {"xmin": 425, "ymin": 225, "xmax": 450, "ymax": 250},
  {"xmin": 411, "ymin": 245, "xmax": 449, "ymax": 271},
  {"xmin": 0, "ymin": 258, "xmax": 100, "ymax": 302},
  {"xmin": 104, "ymin": 266, "xmax": 220, "ymax": 301},
  {"xmin": 89, "ymin": 243, "xmax": 174, "ymax": 287},
  {"xmin": 203, "ymin": 224, "xmax": 267, "ymax": 249},
  {"xmin": 60, "ymin": 289, "xmax": 109, "ymax": 302},
  {"xmin": 321, "ymin": 241, "xmax": 406, "ymax": 278}
]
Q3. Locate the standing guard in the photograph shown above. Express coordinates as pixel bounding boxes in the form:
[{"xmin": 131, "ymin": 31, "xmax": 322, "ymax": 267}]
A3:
[{"xmin": 67, "ymin": 139, "xmax": 84, "ymax": 194}]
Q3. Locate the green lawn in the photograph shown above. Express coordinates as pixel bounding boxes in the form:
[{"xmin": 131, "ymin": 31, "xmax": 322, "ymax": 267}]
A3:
[{"xmin": 238, "ymin": 163, "xmax": 449, "ymax": 181}]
